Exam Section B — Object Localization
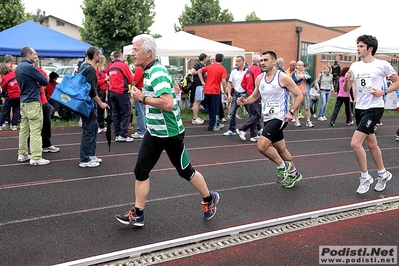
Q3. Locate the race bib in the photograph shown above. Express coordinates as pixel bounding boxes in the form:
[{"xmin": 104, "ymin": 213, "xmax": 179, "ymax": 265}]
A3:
[
  {"xmin": 263, "ymin": 101, "xmax": 280, "ymax": 116},
  {"xmin": 356, "ymin": 73, "xmax": 372, "ymax": 93}
]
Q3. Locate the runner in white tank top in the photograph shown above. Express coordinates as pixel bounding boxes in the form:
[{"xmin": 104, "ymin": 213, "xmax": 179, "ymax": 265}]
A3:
[{"xmin": 237, "ymin": 51, "xmax": 304, "ymax": 189}]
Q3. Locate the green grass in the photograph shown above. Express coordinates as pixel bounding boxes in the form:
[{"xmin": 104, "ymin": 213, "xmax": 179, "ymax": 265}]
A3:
[{"xmin": 4, "ymin": 95, "xmax": 395, "ymax": 129}]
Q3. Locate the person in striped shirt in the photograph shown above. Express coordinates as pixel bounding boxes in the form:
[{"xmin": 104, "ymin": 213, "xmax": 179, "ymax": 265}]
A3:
[{"xmin": 115, "ymin": 34, "xmax": 219, "ymax": 227}]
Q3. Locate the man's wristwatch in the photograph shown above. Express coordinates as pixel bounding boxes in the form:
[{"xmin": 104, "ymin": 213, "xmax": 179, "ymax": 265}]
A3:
[
  {"xmin": 139, "ymin": 96, "xmax": 147, "ymax": 104},
  {"xmin": 384, "ymin": 90, "xmax": 388, "ymax": 96},
  {"xmin": 289, "ymin": 109, "xmax": 295, "ymax": 115}
]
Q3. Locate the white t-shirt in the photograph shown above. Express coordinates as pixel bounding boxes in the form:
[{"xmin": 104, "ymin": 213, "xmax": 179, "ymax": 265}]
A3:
[
  {"xmin": 349, "ymin": 59, "xmax": 396, "ymax": 109},
  {"xmin": 228, "ymin": 67, "xmax": 248, "ymax": 94}
]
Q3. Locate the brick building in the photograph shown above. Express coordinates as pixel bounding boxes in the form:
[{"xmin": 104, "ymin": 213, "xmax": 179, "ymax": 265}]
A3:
[{"xmin": 184, "ymin": 19, "xmax": 358, "ymax": 78}]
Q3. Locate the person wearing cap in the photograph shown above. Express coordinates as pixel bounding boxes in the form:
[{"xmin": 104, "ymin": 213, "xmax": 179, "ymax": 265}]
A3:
[{"xmin": 190, "ymin": 53, "xmax": 207, "ymax": 125}]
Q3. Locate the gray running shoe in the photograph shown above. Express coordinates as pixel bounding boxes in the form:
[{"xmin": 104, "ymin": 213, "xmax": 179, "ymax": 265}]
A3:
[
  {"xmin": 356, "ymin": 175, "xmax": 374, "ymax": 194},
  {"xmin": 374, "ymin": 171, "xmax": 392, "ymax": 192}
]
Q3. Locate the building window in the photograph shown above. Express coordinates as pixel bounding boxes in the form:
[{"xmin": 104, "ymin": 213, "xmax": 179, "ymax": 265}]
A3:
[{"xmin": 56, "ymin": 20, "xmax": 65, "ymax": 26}]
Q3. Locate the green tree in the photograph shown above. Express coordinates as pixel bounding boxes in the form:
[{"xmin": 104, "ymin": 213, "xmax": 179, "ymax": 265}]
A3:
[
  {"xmin": 0, "ymin": 0, "xmax": 28, "ymax": 32},
  {"xmin": 174, "ymin": 0, "xmax": 233, "ymax": 32},
  {"xmin": 80, "ymin": 0, "xmax": 155, "ymax": 60},
  {"xmin": 245, "ymin": 11, "xmax": 260, "ymax": 21}
]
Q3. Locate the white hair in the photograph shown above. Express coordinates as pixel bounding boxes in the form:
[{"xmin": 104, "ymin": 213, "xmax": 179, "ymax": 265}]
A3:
[{"xmin": 132, "ymin": 34, "xmax": 157, "ymax": 58}]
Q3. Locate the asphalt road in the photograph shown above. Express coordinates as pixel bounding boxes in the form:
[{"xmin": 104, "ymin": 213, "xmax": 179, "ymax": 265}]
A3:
[{"xmin": 1, "ymin": 115, "xmax": 399, "ymax": 265}]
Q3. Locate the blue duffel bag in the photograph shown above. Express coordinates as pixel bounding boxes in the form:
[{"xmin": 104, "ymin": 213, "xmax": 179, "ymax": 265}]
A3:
[{"xmin": 50, "ymin": 66, "xmax": 94, "ymax": 118}]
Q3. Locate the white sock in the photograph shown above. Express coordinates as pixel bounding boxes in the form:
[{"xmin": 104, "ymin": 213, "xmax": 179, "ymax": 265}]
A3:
[
  {"xmin": 378, "ymin": 169, "xmax": 386, "ymax": 177},
  {"xmin": 361, "ymin": 171, "xmax": 369, "ymax": 179}
]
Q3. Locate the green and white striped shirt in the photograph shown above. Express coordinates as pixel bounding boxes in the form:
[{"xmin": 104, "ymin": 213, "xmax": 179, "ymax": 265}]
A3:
[{"xmin": 143, "ymin": 61, "xmax": 184, "ymax": 137}]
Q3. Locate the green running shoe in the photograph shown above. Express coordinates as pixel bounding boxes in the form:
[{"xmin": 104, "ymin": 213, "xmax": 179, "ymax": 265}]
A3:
[
  {"xmin": 282, "ymin": 172, "xmax": 303, "ymax": 188},
  {"xmin": 276, "ymin": 161, "xmax": 292, "ymax": 183}
]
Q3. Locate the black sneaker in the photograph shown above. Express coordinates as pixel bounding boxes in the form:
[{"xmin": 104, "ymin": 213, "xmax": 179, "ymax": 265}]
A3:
[
  {"xmin": 330, "ymin": 122, "xmax": 336, "ymax": 127},
  {"xmin": 202, "ymin": 192, "xmax": 220, "ymax": 221},
  {"xmin": 282, "ymin": 172, "xmax": 303, "ymax": 188},
  {"xmin": 115, "ymin": 208, "xmax": 144, "ymax": 227}
]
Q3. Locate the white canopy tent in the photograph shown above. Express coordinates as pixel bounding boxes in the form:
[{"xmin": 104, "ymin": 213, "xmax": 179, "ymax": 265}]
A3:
[
  {"xmin": 123, "ymin": 31, "xmax": 245, "ymax": 58},
  {"xmin": 307, "ymin": 24, "xmax": 399, "ymax": 57}
]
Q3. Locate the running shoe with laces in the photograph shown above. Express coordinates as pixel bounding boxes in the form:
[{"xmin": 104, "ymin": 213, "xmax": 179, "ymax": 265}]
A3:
[
  {"xmin": 115, "ymin": 136, "xmax": 134, "ymax": 142},
  {"xmin": 236, "ymin": 129, "xmax": 246, "ymax": 140},
  {"xmin": 306, "ymin": 121, "xmax": 314, "ymax": 128},
  {"xmin": 201, "ymin": 192, "xmax": 220, "ymax": 221},
  {"xmin": 131, "ymin": 132, "xmax": 144, "ymax": 139},
  {"xmin": 30, "ymin": 158, "xmax": 50, "ymax": 166},
  {"xmin": 90, "ymin": 156, "xmax": 102, "ymax": 163},
  {"xmin": 192, "ymin": 117, "xmax": 204, "ymax": 124},
  {"xmin": 43, "ymin": 145, "xmax": 60, "ymax": 153},
  {"xmin": 356, "ymin": 174, "xmax": 374, "ymax": 194},
  {"xmin": 223, "ymin": 129, "xmax": 236, "ymax": 136},
  {"xmin": 249, "ymin": 136, "xmax": 259, "ymax": 142},
  {"xmin": 115, "ymin": 208, "xmax": 145, "ymax": 227},
  {"xmin": 294, "ymin": 121, "xmax": 301, "ymax": 127},
  {"xmin": 276, "ymin": 161, "xmax": 292, "ymax": 183},
  {"xmin": 79, "ymin": 160, "xmax": 100, "ymax": 168},
  {"xmin": 17, "ymin": 154, "xmax": 31, "ymax": 162},
  {"xmin": 282, "ymin": 171, "xmax": 303, "ymax": 188},
  {"xmin": 374, "ymin": 171, "xmax": 392, "ymax": 192}
]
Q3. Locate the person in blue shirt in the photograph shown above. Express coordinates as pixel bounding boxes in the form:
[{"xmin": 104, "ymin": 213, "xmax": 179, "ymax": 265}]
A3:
[{"xmin": 15, "ymin": 47, "xmax": 50, "ymax": 166}]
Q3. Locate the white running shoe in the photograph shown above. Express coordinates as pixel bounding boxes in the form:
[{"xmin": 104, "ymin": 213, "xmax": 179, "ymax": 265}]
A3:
[
  {"xmin": 306, "ymin": 121, "xmax": 314, "ymax": 128},
  {"xmin": 79, "ymin": 161, "xmax": 100, "ymax": 168},
  {"xmin": 131, "ymin": 132, "xmax": 145, "ymax": 139},
  {"xmin": 356, "ymin": 175, "xmax": 374, "ymax": 194},
  {"xmin": 17, "ymin": 154, "xmax": 31, "ymax": 162},
  {"xmin": 236, "ymin": 129, "xmax": 246, "ymax": 140},
  {"xmin": 43, "ymin": 146, "xmax": 60, "ymax": 153},
  {"xmin": 294, "ymin": 121, "xmax": 301, "ymax": 127},
  {"xmin": 90, "ymin": 156, "xmax": 102, "ymax": 163},
  {"xmin": 223, "ymin": 129, "xmax": 236, "ymax": 136},
  {"xmin": 374, "ymin": 171, "xmax": 392, "ymax": 192},
  {"xmin": 191, "ymin": 117, "xmax": 204, "ymax": 124},
  {"xmin": 30, "ymin": 158, "xmax": 50, "ymax": 166}
]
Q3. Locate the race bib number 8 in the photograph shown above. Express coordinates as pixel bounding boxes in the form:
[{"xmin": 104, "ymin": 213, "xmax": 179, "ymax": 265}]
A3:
[{"xmin": 356, "ymin": 73, "xmax": 372, "ymax": 93}]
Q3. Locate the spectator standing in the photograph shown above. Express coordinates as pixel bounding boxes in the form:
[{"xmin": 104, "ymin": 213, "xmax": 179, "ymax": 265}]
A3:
[
  {"xmin": 285, "ymin": 60, "xmax": 296, "ymax": 77},
  {"xmin": 237, "ymin": 54, "xmax": 262, "ymax": 141},
  {"xmin": 190, "ymin": 53, "xmax": 207, "ymax": 125},
  {"xmin": 77, "ymin": 46, "xmax": 109, "ymax": 168},
  {"xmin": 198, "ymin": 53, "xmax": 227, "ymax": 131},
  {"xmin": 96, "ymin": 55, "xmax": 108, "ymax": 134},
  {"xmin": 237, "ymin": 51, "xmax": 304, "ymax": 188},
  {"xmin": 108, "ymin": 51, "xmax": 134, "ymax": 142},
  {"xmin": 331, "ymin": 60, "xmax": 341, "ymax": 92},
  {"xmin": 115, "ymin": 34, "xmax": 219, "ymax": 227},
  {"xmin": 15, "ymin": 47, "xmax": 49, "ymax": 165},
  {"xmin": 315, "ymin": 65, "xmax": 334, "ymax": 121},
  {"xmin": 330, "ymin": 67, "xmax": 353, "ymax": 127},
  {"xmin": 0, "ymin": 63, "xmax": 20, "ymax": 131},
  {"xmin": 276, "ymin": 58, "xmax": 286, "ymax": 73},
  {"xmin": 45, "ymin": 71, "xmax": 61, "ymax": 118},
  {"xmin": 343, "ymin": 34, "xmax": 399, "ymax": 194},
  {"xmin": 222, "ymin": 56, "xmax": 249, "ymax": 136},
  {"xmin": 291, "ymin": 61, "xmax": 313, "ymax": 127},
  {"xmin": 35, "ymin": 60, "xmax": 60, "ymax": 153},
  {"xmin": 4, "ymin": 54, "xmax": 17, "ymax": 72},
  {"xmin": 104, "ymin": 51, "xmax": 116, "ymax": 74},
  {"xmin": 309, "ymin": 81, "xmax": 319, "ymax": 118},
  {"xmin": 131, "ymin": 65, "xmax": 146, "ymax": 139}
]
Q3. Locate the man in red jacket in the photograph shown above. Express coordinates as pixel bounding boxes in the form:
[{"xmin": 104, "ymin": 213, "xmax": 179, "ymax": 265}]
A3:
[{"xmin": 108, "ymin": 50, "xmax": 134, "ymax": 142}]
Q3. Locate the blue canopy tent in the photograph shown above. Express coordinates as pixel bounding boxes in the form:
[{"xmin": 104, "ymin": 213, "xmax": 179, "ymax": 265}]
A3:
[{"xmin": 0, "ymin": 20, "xmax": 91, "ymax": 58}]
